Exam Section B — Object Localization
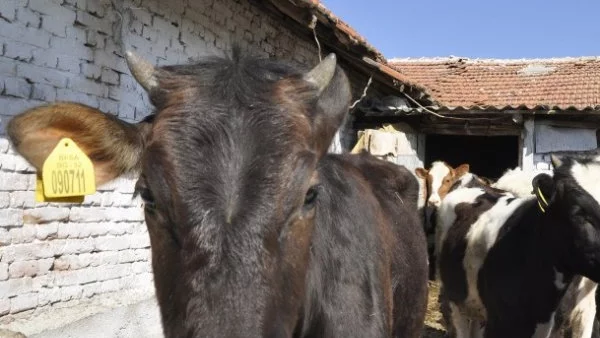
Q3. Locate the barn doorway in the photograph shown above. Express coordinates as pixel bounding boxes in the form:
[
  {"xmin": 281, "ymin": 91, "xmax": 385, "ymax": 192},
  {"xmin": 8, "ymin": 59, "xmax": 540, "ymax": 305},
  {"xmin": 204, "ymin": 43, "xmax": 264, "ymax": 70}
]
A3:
[{"xmin": 425, "ymin": 134, "xmax": 519, "ymax": 180}]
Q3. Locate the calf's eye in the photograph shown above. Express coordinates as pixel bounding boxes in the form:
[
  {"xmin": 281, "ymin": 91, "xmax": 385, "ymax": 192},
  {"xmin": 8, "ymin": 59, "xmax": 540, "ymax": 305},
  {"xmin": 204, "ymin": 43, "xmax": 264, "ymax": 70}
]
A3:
[{"xmin": 304, "ymin": 186, "xmax": 319, "ymax": 209}]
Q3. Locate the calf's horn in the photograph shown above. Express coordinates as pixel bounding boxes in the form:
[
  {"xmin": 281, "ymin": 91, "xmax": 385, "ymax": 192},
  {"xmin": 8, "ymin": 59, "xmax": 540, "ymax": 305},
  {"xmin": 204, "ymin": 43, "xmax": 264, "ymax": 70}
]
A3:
[
  {"xmin": 125, "ymin": 51, "xmax": 158, "ymax": 92},
  {"xmin": 304, "ymin": 53, "xmax": 337, "ymax": 95}
]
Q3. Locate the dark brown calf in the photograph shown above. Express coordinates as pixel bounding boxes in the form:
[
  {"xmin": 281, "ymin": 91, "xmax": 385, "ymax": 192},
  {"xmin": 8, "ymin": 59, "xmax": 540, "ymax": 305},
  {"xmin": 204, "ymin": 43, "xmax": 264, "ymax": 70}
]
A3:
[{"xmin": 8, "ymin": 50, "xmax": 428, "ymax": 337}]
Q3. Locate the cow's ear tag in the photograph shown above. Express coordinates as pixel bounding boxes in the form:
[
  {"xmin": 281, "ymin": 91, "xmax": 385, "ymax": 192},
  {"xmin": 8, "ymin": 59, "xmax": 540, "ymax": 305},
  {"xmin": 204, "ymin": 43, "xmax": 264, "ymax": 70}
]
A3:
[
  {"xmin": 535, "ymin": 187, "xmax": 549, "ymax": 213},
  {"xmin": 37, "ymin": 138, "xmax": 95, "ymax": 202}
]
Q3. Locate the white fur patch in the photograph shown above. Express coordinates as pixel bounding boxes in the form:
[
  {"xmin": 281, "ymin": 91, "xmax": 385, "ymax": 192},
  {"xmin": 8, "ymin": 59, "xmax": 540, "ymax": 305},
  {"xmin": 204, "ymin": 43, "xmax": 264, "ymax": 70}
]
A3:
[
  {"xmin": 570, "ymin": 161, "xmax": 600, "ymax": 206},
  {"xmin": 462, "ymin": 193, "xmax": 535, "ymax": 322},
  {"xmin": 553, "ymin": 268, "xmax": 567, "ymax": 290},
  {"xmin": 428, "ymin": 161, "xmax": 451, "ymax": 207},
  {"xmin": 435, "ymin": 188, "xmax": 485, "ymax": 259},
  {"xmin": 569, "ymin": 277, "xmax": 598, "ymax": 338},
  {"xmin": 492, "ymin": 167, "xmax": 553, "ymax": 198}
]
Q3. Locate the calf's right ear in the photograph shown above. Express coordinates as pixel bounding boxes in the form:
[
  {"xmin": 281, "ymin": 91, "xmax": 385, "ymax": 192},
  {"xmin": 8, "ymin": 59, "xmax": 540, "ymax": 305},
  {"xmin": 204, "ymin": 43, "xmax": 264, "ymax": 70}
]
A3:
[
  {"xmin": 415, "ymin": 168, "xmax": 428, "ymax": 179},
  {"xmin": 532, "ymin": 173, "xmax": 555, "ymax": 207},
  {"xmin": 7, "ymin": 102, "xmax": 151, "ymax": 186}
]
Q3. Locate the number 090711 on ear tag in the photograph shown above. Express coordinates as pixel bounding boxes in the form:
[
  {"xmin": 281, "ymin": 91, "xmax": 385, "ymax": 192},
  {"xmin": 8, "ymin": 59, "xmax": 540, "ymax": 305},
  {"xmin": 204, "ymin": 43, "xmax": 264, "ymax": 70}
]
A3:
[{"xmin": 40, "ymin": 138, "xmax": 96, "ymax": 199}]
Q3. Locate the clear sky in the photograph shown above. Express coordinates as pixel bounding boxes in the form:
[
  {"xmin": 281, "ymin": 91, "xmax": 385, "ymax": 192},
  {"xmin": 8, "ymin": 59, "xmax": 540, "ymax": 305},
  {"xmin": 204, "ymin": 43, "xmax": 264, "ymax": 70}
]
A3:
[{"xmin": 321, "ymin": 0, "xmax": 600, "ymax": 59}]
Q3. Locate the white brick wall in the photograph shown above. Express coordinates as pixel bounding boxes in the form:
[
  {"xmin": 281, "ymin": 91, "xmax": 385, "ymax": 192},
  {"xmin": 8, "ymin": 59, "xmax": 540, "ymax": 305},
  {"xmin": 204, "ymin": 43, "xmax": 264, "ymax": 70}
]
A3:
[{"xmin": 0, "ymin": 0, "xmax": 321, "ymax": 325}]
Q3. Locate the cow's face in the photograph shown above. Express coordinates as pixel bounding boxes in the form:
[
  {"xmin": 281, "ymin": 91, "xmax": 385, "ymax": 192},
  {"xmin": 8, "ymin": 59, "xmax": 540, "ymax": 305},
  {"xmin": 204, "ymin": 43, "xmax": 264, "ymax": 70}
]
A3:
[
  {"xmin": 7, "ymin": 51, "xmax": 351, "ymax": 337},
  {"xmin": 415, "ymin": 161, "xmax": 470, "ymax": 207},
  {"xmin": 535, "ymin": 155, "xmax": 600, "ymax": 283}
]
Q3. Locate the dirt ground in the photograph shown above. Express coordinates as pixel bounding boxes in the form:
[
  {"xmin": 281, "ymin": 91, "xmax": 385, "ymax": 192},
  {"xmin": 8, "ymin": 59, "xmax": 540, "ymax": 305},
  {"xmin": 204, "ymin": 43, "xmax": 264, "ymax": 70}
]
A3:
[{"xmin": 422, "ymin": 280, "xmax": 447, "ymax": 338}]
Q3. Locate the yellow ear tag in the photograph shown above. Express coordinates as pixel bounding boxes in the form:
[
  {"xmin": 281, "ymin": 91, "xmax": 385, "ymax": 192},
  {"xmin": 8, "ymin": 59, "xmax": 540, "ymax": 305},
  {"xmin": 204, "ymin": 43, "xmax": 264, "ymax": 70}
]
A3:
[
  {"xmin": 35, "ymin": 175, "xmax": 84, "ymax": 203},
  {"xmin": 40, "ymin": 138, "xmax": 96, "ymax": 199}
]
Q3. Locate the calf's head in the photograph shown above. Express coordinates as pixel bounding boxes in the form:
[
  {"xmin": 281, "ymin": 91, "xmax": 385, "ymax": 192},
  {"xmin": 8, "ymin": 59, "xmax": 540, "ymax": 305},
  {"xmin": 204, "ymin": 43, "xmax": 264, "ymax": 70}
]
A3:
[
  {"xmin": 415, "ymin": 161, "xmax": 470, "ymax": 207},
  {"xmin": 7, "ymin": 50, "xmax": 351, "ymax": 337},
  {"xmin": 533, "ymin": 154, "xmax": 600, "ymax": 283}
]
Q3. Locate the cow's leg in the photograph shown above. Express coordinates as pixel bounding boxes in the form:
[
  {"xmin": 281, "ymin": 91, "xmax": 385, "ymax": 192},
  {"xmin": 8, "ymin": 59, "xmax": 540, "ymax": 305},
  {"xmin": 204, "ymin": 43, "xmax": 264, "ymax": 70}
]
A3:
[
  {"xmin": 469, "ymin": 320, "xmax": 484, "ymax": 338},
  {"xmin": 449, "ymin": 302, "xmax": 470, "ymax": 338}
]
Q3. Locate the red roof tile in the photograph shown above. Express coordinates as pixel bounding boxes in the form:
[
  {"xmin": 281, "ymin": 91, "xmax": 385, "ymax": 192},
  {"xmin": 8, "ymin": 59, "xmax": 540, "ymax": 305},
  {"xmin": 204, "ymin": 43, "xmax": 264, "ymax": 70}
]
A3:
[{"xmin": 389, "ymin": 57, "xmax": 600, "ymax": 111}]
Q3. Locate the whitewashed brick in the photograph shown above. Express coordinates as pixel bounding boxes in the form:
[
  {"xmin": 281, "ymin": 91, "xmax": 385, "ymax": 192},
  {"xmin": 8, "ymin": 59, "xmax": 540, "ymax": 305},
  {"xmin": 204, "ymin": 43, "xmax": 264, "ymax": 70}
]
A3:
[
  {"xmin": 56, "ymin": 88, "xmax": 99, "ymax": 107},
  {"xmin": 117, "ymin": 250, "xmax": 137, "ymax": 263},
  {"xmin": 133, "ymin": 248, "xmax": 150, "ymax": 261},
  {"xmin": 69, "ymin": 207, "xmax": 107, "ymax": 222},
  {"xmin": 60, "ymin": 285, "xmax": 82, "ymax": 301},
  {"xmin": 2, "ymin": 277, "xmax": 33, "ymax": 298},
  {"xmin": 30, "ymin": 48, "xmax": 58, "ymax": 68},
  {"xmin": 106, "ymin": 222, "xmax": 128, "ymax": 236},
  {"xmin": 0, "ymin": 192, "xmax": 9, "ymax": 208},
  {"xmin": 106, "ymin": 207, "xmax": 144, "ymax": 222},
  {"xmin": 100, "ymin": 279, "xmax": 119, "ymax": 293},
  {"xmin": 57, "ymin": 223, "xmax": 81, "ymax": 239},
  {"xmin": 35, "ymin": 223, "xmax": 58, "ymax": 240},
  {"xmin": 101, "ymin": 68, "xmax": 119, "ymax": 85},
  {"xmin": 0, "ymin": 139, "xmax": 10, "ymax": 153},
  {"xmin": 0, "ymin": 262, "xmax": 8, "ymax": 281},
  {"xmin": 10, "ymin": 292, "xmax": 38, "ymax": 313},
  {"xmin": 81, "ymin": 192, "xmax": 103, "ymax": 206},
  {"xmin": 57, "ymin": 55, "xmax": 81, "ymax": 74},
  {"xmin": 78, "ymin": 267, "xmax": 97, "ymax": 284},
  {"xmin": 54, "ymin": 270, "xmax": 78, "ymax": 286},
  {"xmin": 75, "ymin": 9, "xmax": 111, "ymax": 33},
  {"xmin": 0, "ymin": 208, "xmax": 23, "ymax": 227},
  {"xmin": 29, "ymin": 1, "xmax": 76, "ymax": 21},
  {"xmin": 0, "ymin": 298, "xmax": 9, "ymax": 316},
  {"xmin": 129, "ymin": 233, "xmax": 150, "ymax": 249},
  {"xmin": 17, "ymin": 7, "xmax": 41, "ymax": 28},
  {"xmin": 8, "ymin": 260, "xmax": 38, "ymax": 277},
  {"xmin": 132, "ymin": 261, "xmax": 150, "ymax": 274},
  {"xmin": 0, "ymin": 172, "xmax": 30, "ymax": 191},
  {"xmin": 94, "ymin": 235, "xmax": 129, "ymax": 251},
  {"xmin": 31, "ymin": 82, "xmax": 57, "ymax": 101},
  {"xmin": 68, "ymin": 76, "xmax": 106, "ymax": 96},
  {"xmin": 2, "ymin": 242, "xmax": 53, "ymax": 262},
  {"xmin": 93, "ymin": 49, "xmax": 127, "ymax": 73},
  {"xmin": 86, "ymin": 1, "xmax": 106, "ymax": 18},
  {"xmin": 98, "ymin": 263, "xmax": 129, "ymax": 281},
  {"xmin": 17, "ymin": 62, "xmax": 71, "ymax": 87},
  {"xmin": 49, "ymin": 36, "xmax": 86, "ymax": 56},
  {"xmin": 4, "ymin": 76, "xmax": 31, "ymax": 98},
  {"xmin": 9, "ymin": 225, "xmax": 36, "ymax": 244},
  {"xmin": 81, "ymin": 62, "xmax": 101, "ymax": 79},
  {"xmin": 98, "ymin": 98, "xmax": 119, "ymax": 115},
  {"xmin": 38, "ymin": 287, "xmax": 61, "ymax": 305},
  {"xmin": 82, "ymin": 282, "xmax": 99, "ymax": 298},
  {"xmin": 0, "ymin": 228, "xmax": 9, "ymax": 246},
  {"xmin": 64, "ymin": 0, "xmax": 86, "ymax": 9},
  {"xmin": 42, "ymin": 15, "xmax": 68, "ymax": 37},
  {"xmin": 0, "ymin": 1, "xmax": 17, "ymax": 22},
  {"xmin": 52, "ymin": 238, "xmax": 94, "ymax": 255},
  {"xmin": 0, "ymin": 97, "xmax": 45, "ymax": 117},
  {"xmin": 0, "ymin": 20, "xmax": 51, "ymax": 48},
  {"xmin": 23, "ymin": 207, "xmax": 69, "ymax": 224},
  {"xmin": 86, "ymin": 222, "xmax": 109, "ymax": 236},
  {"xmin": 38, "ymin": 258, "xmax": 54, "ymax": 275},
  {"xmin": 32, "ymin": 274, "xmax": 54, "ymax": 288}
]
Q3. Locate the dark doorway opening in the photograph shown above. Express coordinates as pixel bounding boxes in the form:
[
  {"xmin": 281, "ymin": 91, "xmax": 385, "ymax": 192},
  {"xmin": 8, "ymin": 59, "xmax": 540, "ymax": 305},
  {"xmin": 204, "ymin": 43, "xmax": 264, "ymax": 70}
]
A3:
[{"xmin": 425, "ymin": 134, "xmax": 519, "ymax": 180}]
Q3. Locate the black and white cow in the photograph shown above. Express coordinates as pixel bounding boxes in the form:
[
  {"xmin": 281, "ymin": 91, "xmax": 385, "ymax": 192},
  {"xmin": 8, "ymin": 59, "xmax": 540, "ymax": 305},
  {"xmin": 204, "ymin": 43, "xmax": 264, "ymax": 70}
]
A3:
[{"xmin": 436, "ymin": 154, "xmax": 600, "ymax": 338}]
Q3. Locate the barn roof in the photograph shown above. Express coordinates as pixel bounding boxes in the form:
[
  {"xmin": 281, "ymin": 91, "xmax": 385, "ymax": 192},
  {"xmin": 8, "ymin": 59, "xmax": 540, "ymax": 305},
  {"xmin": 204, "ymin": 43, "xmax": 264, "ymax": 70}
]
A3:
[
  {"xmin": 388, "ymin": 57, "xmax": 600, "ymax": 112},
  {"xmin": 261, "ymin": 0, "xmax": 433, "ymax": 104}
]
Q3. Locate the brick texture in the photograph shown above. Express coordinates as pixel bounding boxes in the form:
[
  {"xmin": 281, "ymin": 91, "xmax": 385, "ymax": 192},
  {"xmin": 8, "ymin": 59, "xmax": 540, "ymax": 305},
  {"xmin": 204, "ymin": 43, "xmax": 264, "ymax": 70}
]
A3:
[{"xmin": 0, "ymin": 0, "xmax": 321, "ymax": 323}]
